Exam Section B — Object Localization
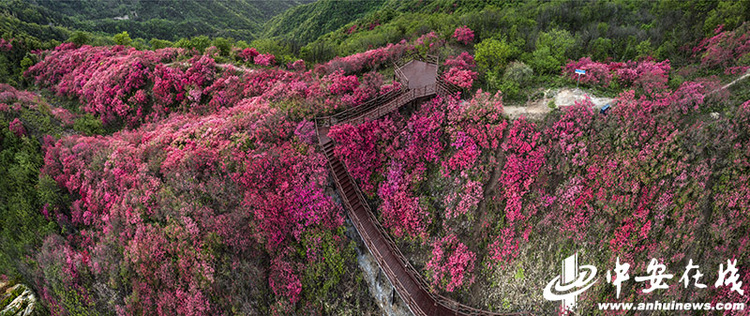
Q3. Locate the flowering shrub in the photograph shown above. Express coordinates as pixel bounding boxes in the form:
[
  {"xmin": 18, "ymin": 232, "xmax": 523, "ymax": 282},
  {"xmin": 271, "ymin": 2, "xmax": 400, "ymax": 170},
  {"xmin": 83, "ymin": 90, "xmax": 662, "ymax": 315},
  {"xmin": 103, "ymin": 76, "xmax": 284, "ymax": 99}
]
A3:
[
  {"xmin": 288, "ymin": 59, "xmax": 306, "ymax": 71},
  {"xmin": 443, "ymin": 67, "xmax": 477, "ymax": 89},
  {"xmin": 693, "ymin": 23, "xmax": 750, "ymax": 70},
  {"xmin": 26, "ymin": 44, "xmax": 407, "ymax": 127},
  {"xmin": 25, "ymin": 45, "xmax": 186, "ymax": 126},
  {"xmin": 340, "ymin": 72, "xmax": 382, "ymax": 106},
  {"xmin": 51, "ymin": 107, "xmax": 77, "ymax": 127},
  {"xmin": 37, "ymin": 86, "xmax": 350, "ymax": 313},
  {"xmin": 8, "ymin": 118, "xmax": 25, "ymax": 137},
  {"xmin": 378, "ymin": 81, "xmax": 401, "ymax": 95},
  {"xmin": 478, "ymin": 78, "xmax": 750, "ymax": 309},
  {"xmin": 254, "ymin": 53, "xmax": 276, "ymax": 66},
  {"xmin": 564, "ymin": 57, "xmax": 671, "ymax": 94},
  {"xmin": 0, "ymin": 38, "xmax": 11, "ymax": 52},
  {"xmin": 315, "ymin": 42, "xmax": 409, "ymax": 75},
  {"xmin": 329, "ymin": 118, "xmax": 396, "ymax": 193},
  {"xmin": 378, "ymin": 162, "xmax": 431, "ymax": 240},
  {"xmin": 443, "ymin": 178, "xmax": 482, "ymax": 219},
  {"xmin": 237, "ymin": 47, "xmax": 259, "ymax": 62},
  {"xmin": 453, "ymin": 26, "xmax": 475, "ymax": 45},
  {"xmin": 499, "ymin": 118, "xmax": 545, "ymax": 223},
  {"xmin": 0, "ymin": 83, "xmax": 40, "ymax": 105},
  {"xmin": 563, "ymin": 57, "xmax": 614, "ymax": 86},
  {"xmin": 328, "ymin": 89, "xmax": 509, "ymax": 284},
  {"xmin": 294, "ymin": 119, "xmax": 316, "ymax": 145},
  {"xmin": 442, "ymin": 52, "xmax": 478, "ymax": 89},
  {"xmin": 444, "ymin": 52, "xmax": 476, "ymax": 70},
  {"xmin": 415, "ymin": 31, "xmax": 442, "ymax": 55},
  {"xmin": 325, "ymin": 70, "xmax": 359, "ymax": 95},
  {"xmin": 426, "ymin": 234, "xmax": 476, "ymax": 292},
  {"xmin": 488, "ymin": 227, "xmax": 519, "ymax": 266},
  {"xmin": 0, "ymin": 84, "xmax": 76, "ymax": 133}
]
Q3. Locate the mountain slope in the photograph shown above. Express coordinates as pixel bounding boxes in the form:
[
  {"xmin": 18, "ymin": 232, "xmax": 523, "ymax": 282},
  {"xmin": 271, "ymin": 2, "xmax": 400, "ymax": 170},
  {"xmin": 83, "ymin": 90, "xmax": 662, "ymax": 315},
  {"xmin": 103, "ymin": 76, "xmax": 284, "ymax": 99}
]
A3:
[
  {"xmin": 261, "ymin": 0, "xmax": 386, "ymax": 45},
  {"xmin": 25, "ymin": 0, "xmax": 312, "ymax": 41}
]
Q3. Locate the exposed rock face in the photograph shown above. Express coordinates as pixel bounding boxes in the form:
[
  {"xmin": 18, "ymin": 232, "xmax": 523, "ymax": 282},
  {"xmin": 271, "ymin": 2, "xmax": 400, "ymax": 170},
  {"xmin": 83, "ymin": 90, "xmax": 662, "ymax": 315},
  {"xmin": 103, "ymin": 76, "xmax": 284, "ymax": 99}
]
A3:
[
  {"xmin": 343, "ymin": 220, "xmax": 413, "ymax": 316},
  {"xmin": 0, "ymin": 281, "xmax": 39, "ymax": 316}
]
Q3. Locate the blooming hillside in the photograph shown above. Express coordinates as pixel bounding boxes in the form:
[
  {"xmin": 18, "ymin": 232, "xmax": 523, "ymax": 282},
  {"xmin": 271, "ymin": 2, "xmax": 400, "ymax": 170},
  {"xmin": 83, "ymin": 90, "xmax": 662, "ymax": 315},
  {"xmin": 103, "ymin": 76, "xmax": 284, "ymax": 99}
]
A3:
[
  {"xmin": 23, "ymin": 43, "xmax": 422, "ymax": 315},
  {"xmin": 1, "ymin": 17, "xmax": 749, "ymax": 315},
  {"xmin": 326, "ymin": 35, "xmax": 750, "ymax": 312}
]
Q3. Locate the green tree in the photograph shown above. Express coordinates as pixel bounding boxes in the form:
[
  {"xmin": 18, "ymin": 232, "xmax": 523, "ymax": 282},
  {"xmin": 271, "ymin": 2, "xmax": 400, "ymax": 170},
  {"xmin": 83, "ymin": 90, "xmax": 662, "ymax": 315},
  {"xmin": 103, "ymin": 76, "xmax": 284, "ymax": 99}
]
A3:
[
  {"xmin": 149, "ymin": 38, "xmax": 172, "ymax": 50},
  {"xmin": 176, "ymin": 35, "xmax": 211, "ymax": 53},
  {"xmin": 636, "ymin": 39, "xmax": 653, "ymax": 59},
  {"xmin": 529, "ymin": 28, "xmax": 575, "ymax": 74},
  {"xmin": 212, "ymin": 37, "xmax": 233, "ymax": 56},
  {"xmin": 590, "ymin": 37, "xmax": 612, "ymax": 61},
  {"xmin": 67, "ymin": 31, "xmax": 91, "ymax": 46},
  {"xmin": 503, "ymin": 61, "xmax": 533, "ymax": 86},
  {"xmin": 474, "ymin": 37, "xmax": 519, "ymax": 73},
  {"xmin": 704, "ymin": 0, "xmax": 748, "ymax": 34},
  {"xmin": 113, "ymin": 31, "xmax": 132, "ymax": 46},
  {"xmin": 132, "ymin": 38, "xmax": 148, "ymax": 50}
]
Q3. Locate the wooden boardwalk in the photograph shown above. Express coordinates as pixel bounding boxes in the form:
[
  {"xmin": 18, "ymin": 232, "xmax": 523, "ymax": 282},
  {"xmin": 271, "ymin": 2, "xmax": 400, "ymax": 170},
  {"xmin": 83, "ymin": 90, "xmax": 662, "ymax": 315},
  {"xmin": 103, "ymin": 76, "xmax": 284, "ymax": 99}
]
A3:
[{"xmin": 315, "ymin": 56, "xmax": 530, "ymax": 316}]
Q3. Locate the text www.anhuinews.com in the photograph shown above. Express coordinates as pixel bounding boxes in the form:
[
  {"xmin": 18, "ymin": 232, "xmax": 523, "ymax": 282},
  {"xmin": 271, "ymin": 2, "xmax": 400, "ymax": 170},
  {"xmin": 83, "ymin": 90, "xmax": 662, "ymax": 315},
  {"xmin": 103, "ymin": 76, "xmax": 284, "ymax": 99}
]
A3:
[{"xmin": 598, "ymin": 301, "xmax": 745, "ymax": 311}]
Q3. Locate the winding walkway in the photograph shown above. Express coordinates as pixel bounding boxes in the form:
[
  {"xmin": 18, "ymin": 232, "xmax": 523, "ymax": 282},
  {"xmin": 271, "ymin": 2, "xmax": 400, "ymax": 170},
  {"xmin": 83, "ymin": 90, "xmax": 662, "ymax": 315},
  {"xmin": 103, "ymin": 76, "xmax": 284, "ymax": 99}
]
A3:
[{"xmin": 315, "ymin": 56, "xmax": 530, "ymax": 316}]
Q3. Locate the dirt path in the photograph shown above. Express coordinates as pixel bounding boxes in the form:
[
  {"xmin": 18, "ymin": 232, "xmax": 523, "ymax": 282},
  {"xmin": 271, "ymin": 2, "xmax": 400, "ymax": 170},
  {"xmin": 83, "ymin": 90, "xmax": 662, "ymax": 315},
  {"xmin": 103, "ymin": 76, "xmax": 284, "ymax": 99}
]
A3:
[
  {"xmin": 503, "ymin": 88, "xmax": 614, "ymax": 120},
  {"xmin": 708, "ymin": 68, "xmax": 750, "ymax": 96}
]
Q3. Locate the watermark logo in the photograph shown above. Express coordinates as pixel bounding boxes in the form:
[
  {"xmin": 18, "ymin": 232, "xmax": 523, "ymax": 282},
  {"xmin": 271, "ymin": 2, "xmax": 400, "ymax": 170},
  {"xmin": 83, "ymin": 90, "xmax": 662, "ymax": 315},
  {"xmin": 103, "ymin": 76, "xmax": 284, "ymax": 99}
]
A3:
[
  {"xmin": 543, "ymin": 252, "xmax": 598, "ymax": 311},
  {"xmin": 543, "ymin": 255, "xmax": 745, "ymax": 313}
]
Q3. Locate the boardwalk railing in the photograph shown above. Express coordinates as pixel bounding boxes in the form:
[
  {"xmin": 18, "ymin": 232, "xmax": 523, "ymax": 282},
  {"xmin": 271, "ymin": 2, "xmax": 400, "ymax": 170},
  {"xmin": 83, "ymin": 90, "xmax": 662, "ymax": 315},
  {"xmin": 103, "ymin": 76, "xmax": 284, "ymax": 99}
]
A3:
[
  {"xmin": 314, "ymin": 55, "xmax": 532, "ymax": 316},
  {"xmin": 317, "ymin": 88, "xmax": 407, "ymax": 126},
  {"xmin": 317, "ymin": 82, "xmax": 456, "ymax": 127},
  {"xmin": 395, "ymin": 66, "xmax": 410, "ymax": 88},
  {"xmin": 395, "ymin": 53, "xmax": 439, "ymax": 69}
]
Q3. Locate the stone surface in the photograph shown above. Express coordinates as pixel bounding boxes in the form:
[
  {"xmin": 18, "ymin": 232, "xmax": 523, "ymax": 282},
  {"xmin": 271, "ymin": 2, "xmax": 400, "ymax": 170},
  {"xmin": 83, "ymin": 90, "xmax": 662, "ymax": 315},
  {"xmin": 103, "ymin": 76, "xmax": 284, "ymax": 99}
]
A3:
[
  {"xmin": 343, "ymin": 219, "xmax": 412, "ymax": 316},
  {"xmin": 0, "ymin": 283, "xmax": 39, "ymax": 316}
]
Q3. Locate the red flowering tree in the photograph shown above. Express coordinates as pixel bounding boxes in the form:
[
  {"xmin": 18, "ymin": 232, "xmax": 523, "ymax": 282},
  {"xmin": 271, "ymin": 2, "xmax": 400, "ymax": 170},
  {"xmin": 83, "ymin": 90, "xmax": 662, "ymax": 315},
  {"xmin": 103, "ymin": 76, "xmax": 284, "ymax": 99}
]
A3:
[
  {"xmin": 8, "ymin": 117, "xmax": 25, "ymax": 137},
  {"xmin": 237, "ymin": 47, "xmax": 259, "ymax": 62},
  {"xmin": 442, "ymin": 53, "xmax": 478, "ymax": 89},
  {"xmin": 453, "ymin": 26, "xmax": 475, "ymax": 45},
  {"xmin": 254, "ymin": 53, "xmax": 276, "ymax": 66}
]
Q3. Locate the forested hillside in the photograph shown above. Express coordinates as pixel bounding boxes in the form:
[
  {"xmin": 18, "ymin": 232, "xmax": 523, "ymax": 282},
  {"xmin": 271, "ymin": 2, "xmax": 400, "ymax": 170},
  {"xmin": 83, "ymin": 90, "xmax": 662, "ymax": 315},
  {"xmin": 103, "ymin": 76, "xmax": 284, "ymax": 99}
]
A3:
[
  {"xmin": 0, "ymin": 0, "xmax": 749, "ymax": 315},
  {"xmin": 20, "ymin": 0, "xmax": 311, "ymax": 41},
  {"xmin": 262, "ymin": 0, "xmax": 386, "ymax": 45}
]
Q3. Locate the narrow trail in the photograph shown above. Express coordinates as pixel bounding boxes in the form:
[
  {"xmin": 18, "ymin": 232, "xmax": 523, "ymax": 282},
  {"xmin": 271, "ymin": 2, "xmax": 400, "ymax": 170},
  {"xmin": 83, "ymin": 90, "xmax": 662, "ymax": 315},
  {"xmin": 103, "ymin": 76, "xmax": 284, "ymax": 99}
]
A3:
[
  {"xmin": 707, "ymin": 68, "xmax": 750, "ymax": 96},
  {"xmin": 314, "ymin": 56, "xmax": 531, "ymax": 316}
]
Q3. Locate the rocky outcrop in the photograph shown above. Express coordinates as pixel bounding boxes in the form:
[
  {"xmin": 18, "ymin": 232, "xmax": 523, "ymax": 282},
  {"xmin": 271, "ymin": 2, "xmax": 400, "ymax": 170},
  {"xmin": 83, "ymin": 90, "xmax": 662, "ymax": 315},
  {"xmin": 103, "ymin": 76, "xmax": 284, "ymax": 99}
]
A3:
[
  {"xmin": 0, "ymin": 281, "xmax": 39, "ymax": 316},
  {"xmin": 343, "ymin": 219, "xmax": 412, "ymax": 316}
]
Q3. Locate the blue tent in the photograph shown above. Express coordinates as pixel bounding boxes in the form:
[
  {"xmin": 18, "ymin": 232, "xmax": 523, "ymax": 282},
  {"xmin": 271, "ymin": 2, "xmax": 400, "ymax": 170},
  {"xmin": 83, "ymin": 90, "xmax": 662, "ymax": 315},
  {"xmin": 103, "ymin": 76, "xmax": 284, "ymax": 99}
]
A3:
[{"xmin": 600, "ymin": 103, "xmax": 611, "ymax": 115}]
